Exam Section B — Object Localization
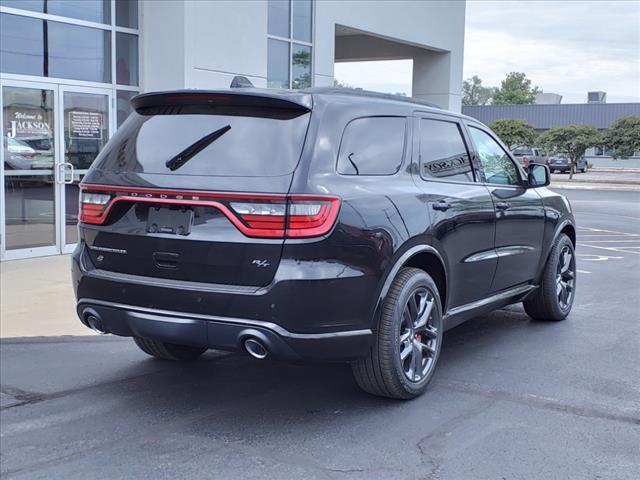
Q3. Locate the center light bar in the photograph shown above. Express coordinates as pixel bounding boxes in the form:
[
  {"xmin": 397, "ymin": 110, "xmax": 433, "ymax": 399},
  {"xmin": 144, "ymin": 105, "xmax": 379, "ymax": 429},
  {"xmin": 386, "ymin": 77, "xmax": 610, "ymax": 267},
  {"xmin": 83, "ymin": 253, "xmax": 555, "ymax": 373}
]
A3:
[{"xmin": 79, "ymin": 185, "xmax": 340, "ymax": 239}]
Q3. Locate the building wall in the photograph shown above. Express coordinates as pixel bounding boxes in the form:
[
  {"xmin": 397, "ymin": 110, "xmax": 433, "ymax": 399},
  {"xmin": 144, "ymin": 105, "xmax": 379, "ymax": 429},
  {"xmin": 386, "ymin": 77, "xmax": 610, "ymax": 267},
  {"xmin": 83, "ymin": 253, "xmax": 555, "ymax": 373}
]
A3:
[
  {"xmin": 462, "ymin": 103, "xmax": 640, "ymax": 130},
  {"xmin": 140, "ymin": 0, "xmax": 466, "ymax": 111},
  {"xmin": 318, "ymin": 0, "xmax": 465, "ymax": 111},
  {"xmin": 140, "ymin": 0, "xmax": 186, "ymax": 91}
]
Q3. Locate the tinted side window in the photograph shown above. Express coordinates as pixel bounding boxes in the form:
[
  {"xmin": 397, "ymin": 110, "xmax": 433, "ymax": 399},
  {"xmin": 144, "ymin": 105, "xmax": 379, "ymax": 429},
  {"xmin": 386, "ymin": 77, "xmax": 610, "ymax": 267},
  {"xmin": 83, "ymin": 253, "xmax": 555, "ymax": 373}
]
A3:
[
  {"xmin": 469, "ymin": 127, "xmax": 520, "ymax": 185},
  {"xmin": 337, "ymin": 117, "xmax": 406, "ymax": 175},
  {"xmin": 419, "ymin": 119, "xmax": 474, "ymax": 182}
]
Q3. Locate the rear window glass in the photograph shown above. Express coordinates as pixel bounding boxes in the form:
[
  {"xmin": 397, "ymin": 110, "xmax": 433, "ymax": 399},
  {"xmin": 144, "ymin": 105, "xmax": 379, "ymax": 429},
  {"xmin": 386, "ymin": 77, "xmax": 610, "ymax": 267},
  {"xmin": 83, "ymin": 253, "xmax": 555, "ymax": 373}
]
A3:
[
  {"xmin": 92, "ymin": 111, "xmax": 310, "ymax": 177},
  {"xmin": 419, "ymin": 119, "xmax": 474, "ymax": 183},
  {"xmin": 337, "ymin": 117, "xmax": 406, "ymax": 175},
  {"xmin": 512, "ymin": 147, "xmax": 533, "ymax": 156}
]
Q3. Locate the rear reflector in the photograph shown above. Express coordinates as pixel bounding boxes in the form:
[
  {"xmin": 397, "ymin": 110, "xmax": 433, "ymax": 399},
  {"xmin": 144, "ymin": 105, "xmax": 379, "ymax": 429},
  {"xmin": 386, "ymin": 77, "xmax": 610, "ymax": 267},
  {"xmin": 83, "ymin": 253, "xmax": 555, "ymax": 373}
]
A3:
[{"xmin": 79, "ymin": 185, "xmax": 340, "ymax": 239}]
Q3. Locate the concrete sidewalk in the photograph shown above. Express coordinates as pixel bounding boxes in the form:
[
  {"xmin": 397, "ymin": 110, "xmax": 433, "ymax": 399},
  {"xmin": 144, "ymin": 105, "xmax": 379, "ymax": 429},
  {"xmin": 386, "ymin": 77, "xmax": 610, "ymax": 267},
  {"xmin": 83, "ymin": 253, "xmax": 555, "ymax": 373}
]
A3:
[
  {"xmin": 0, "ymin": 255, "xmax": 90, "ymax": 338},
  {"xmin": 551, "ymin": 170, "xmax": 640, "ymax": 184},
  {"xmin": 550, "ymin": 169, "xmax": 640, "ymax": 192}
]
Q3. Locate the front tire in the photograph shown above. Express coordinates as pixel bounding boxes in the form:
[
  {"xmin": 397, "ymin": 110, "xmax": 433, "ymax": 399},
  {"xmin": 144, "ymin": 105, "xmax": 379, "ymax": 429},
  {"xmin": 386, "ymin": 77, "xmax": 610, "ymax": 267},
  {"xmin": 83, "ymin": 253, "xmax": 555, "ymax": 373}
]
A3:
[
  {"xmin": 133, "ymin": 337, "xmax": 207, "ymax": 361},
  {"xmin": 352, "ymin": 268, "xmax": 443, "ymax": 400},
  {"xmin": 524, "ymin": 233, "xmax": 576, "ymax": 321}
]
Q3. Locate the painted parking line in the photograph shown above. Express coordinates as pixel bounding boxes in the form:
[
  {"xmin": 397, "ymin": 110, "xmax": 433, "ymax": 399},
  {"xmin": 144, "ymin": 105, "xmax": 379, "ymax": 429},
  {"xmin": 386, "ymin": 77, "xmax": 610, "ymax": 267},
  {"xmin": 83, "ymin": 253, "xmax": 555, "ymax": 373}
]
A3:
[
  {"xmin": 576, "ymin": 269, "xmax": 592, "ymax": 274},
  {"xmin": 578, "ymin": 243, "xmax": 640, "ymax": 255},
  {"xmin": 577, "ymin": 226, "xmax": 640, "ymax": 257},
  {"xmin": 576, "ymin": 240, "xmax": 640, "ymax": 243},
  {"xmin": 578, "ymin": 233, "xmax": 640, "ymax": 237},
  {"xmin": 577, "ymin": 253, "xmax": 623, "ymax": 261},
  {"xmin": 577, "ymin": 227, "xmax": 639, "ymax": 237}
]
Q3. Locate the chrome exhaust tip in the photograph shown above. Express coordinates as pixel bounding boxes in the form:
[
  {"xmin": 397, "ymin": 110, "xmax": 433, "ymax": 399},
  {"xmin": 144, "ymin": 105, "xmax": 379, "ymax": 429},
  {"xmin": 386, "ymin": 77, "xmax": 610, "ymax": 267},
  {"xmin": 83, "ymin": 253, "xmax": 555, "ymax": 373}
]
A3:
[
  {"xmin": 84, "ymin": 313, "xmax": 107, "ymax": 335},
  {"xmin": 244, "ymin": 337, "xmax": 268, "ymax": 359}
]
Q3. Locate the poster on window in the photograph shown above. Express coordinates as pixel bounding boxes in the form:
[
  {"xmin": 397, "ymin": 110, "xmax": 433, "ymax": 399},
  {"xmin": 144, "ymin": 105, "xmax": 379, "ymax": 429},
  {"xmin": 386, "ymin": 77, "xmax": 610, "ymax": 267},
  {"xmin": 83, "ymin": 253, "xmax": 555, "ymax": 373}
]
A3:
[
  {"xmin": 6, "ymin": 110, "xmax": 52, "ymax": 139},
  {"xmin": 69, "ymin": 111, "xmax": 103, "ymax": 140}
]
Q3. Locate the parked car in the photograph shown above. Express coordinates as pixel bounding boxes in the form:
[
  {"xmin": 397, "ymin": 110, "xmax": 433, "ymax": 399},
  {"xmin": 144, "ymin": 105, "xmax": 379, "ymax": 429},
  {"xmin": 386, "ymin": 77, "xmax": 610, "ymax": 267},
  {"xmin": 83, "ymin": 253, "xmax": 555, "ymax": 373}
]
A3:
[
  {"xmin": 72, "ymin": 88, "xmax": 577, "ymax": 399},
  {"xmin": 548, "ymin": 154, "xmax": 588, "ymax": 173},
  {"xmin": 4, "ymin": 136, "xmax": 36, "ymax": 170},
  {"xmin": 511, "ymin": 146, "xmax": 546, "ymax": 168},
  {"xmin": 3, "ymin": 136, "xmax": 54, "ymax": 170}
]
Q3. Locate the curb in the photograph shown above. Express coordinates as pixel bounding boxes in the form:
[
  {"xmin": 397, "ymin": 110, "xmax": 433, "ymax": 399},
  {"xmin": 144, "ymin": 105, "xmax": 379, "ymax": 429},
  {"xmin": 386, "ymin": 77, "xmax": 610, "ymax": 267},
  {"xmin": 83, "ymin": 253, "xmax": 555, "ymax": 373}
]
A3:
[
  {"xmin": 551, "ymin": 183, "xmax": 640, "ymax": 192},
  {"xmin": 550, "ymin": 178, "xmax": 640, "ymax": 186},
  {"xmin": 591, "ymin": 167, "xmax": 640, "ymax": 174}
]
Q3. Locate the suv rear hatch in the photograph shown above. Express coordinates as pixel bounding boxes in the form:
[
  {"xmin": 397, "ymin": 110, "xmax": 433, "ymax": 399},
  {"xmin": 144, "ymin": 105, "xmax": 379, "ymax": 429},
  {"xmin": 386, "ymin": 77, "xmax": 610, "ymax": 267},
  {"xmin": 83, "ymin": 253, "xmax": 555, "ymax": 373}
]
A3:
[{"xmin": 79, "ymin": 90, "xmax": 336, "ymax": 287}]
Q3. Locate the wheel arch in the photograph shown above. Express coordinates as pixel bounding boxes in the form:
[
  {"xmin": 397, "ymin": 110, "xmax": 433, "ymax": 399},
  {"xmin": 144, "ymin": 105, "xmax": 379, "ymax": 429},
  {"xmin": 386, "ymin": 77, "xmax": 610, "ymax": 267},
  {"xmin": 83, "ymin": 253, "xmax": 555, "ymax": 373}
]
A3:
[
  {"xmin": 534, "ymin": 218, "xmax": 576, "ymax": 285},
  {"xmin": 560, "ymin": 222, "xmax": 576, "ymax": 247},
  {"xmin": 371, "ymin": 244, "xmax": 449, "ymax": 332},
  {"xmin": 404, "ymin": 251, "xmax": 447, "ymax": 313}
]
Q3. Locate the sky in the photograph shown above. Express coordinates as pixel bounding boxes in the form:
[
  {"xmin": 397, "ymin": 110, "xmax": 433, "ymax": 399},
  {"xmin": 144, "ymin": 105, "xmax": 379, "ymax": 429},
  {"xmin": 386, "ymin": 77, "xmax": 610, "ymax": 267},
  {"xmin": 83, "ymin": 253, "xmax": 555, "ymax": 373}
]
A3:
[{"xmin": 334, "ymin": 0, "xmax": 640, "ymax": 104}]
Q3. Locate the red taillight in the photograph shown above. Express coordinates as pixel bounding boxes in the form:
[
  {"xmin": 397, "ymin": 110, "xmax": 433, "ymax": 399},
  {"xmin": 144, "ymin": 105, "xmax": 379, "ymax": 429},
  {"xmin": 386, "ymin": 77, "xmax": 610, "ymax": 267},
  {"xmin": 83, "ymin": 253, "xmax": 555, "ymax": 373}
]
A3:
[
  {"xmin": 78, "ymin": 185, "xmax": 340, "ymax": 239},
  {"xmin": 229, "ymin": 197, "xmax": 340, "ymax": 238},
  {"xmin": 79, "ymin": 191, "xmax": 112, "ymax": 224}
]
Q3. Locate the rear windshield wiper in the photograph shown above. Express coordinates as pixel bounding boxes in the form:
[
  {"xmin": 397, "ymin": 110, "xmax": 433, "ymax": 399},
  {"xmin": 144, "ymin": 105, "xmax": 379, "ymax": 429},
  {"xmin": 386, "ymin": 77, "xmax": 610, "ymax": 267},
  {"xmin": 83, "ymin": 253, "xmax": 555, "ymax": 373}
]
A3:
[{"xmin": 165, "ymin": 124, "xmax": 231, "ymax": 171}]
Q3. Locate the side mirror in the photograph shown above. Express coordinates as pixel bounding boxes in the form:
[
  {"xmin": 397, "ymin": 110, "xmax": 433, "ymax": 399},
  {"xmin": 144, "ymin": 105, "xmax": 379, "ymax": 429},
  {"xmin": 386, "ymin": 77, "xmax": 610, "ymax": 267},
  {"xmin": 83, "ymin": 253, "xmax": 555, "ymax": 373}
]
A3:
[{"xmin": 528, "ymin": 163, "xmax": 550, "ymax": 187}]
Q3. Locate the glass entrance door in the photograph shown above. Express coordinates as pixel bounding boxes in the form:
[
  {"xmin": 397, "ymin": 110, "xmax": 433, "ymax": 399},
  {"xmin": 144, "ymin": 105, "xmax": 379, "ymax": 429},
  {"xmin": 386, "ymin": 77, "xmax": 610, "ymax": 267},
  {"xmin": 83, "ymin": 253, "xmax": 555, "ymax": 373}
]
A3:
[
  {"xmin": 1, "ymin": 82, "xmax": 112, "ymax": 259},
  {"xmin": 60, "ymin": 87, "xmax": 111, "ymax": 252},
  {"xmin": 1, "ymin": 83, "xmax": 58, "ymax": 258}
]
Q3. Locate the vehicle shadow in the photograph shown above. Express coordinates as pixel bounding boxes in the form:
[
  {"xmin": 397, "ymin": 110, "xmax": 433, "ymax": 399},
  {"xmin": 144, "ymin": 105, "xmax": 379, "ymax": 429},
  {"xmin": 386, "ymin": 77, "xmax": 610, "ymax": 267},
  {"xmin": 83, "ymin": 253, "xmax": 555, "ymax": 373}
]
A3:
[{"xmin": 96, "ymin": 304, "xmax": 559, "ymax": 440}]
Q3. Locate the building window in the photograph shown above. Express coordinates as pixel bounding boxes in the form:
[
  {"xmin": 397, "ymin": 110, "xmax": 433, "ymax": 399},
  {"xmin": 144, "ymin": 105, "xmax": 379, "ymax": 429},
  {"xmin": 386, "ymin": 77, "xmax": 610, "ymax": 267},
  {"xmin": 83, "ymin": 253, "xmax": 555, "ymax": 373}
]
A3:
[
  {"xmin": 116, "ymin": 32, "xmax": 138, "ymax": 86},
  {"xmin": 116, "ymin": 0, "xmax": 138, "ymax": 29},
  {"xmin": 116, "ymin": 89, "xmax": 136, "ymax": 127},
  {"xmin": 267, "ymin": 0, "xmax": 312, "ymax": 89},
  {"xmin": 0, "ymin": 0, "xmax": 111, "ymax": 24},
  {"xmin": 0, "ymin": 1, "xmax": 139, "ymax": 94}
]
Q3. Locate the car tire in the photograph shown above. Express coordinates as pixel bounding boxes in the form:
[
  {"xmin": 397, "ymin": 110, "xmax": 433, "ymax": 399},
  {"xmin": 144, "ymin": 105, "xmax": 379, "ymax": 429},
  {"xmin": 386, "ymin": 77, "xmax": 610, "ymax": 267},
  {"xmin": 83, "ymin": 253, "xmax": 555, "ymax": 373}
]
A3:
[
  {"xmin": 523, "ymin": 233, "xmax": 576, "ymax": 321},
  {"xmin": 133, "ymin": 337, "xmax": 207, "ymax": 361},
  {"xmin": 352, "ymin": 267, "xmax": 443, "ymax": 400},
  {"xmin": 581, "ymin": 165, "xmax": 587, "ymax": 173}
]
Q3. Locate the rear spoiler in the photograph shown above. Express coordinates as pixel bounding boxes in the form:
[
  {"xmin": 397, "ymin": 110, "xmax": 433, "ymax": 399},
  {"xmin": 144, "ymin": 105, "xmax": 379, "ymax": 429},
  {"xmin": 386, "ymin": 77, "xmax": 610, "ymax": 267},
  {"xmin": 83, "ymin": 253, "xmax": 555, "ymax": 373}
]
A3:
[{"xmin": 131, "ymin": 90, "xmax": 312, "ymax": 117}]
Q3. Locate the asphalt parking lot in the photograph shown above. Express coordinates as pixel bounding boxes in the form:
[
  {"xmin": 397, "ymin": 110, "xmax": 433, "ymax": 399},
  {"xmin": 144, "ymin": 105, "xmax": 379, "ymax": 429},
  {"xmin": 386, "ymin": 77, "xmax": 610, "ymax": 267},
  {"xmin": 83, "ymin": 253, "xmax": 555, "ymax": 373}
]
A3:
[{"xmin": 1, "ymin": 189, "xmax": 639, "ymax": 480}]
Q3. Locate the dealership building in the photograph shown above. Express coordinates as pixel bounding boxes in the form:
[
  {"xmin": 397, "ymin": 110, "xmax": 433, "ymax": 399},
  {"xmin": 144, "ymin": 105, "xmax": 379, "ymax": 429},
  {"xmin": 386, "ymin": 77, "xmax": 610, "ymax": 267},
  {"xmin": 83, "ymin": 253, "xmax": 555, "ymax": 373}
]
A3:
[{"xmin": 0, "ymin": 0, "xmax": 465, "ymax": 260}]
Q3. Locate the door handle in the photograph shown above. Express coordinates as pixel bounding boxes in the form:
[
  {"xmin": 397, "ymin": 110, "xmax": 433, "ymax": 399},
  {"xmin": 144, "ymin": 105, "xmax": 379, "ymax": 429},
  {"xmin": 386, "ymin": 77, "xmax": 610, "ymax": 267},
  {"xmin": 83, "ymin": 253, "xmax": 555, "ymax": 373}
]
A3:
[
  {"xmin": 56, "ymin": 163, "xmax": 65, "ymax": 184},
  {"xmin": 63, "ymin": 162, "xmax": 74, "ymax": 185},
  {"xmin": 432, "ymin": 201, "xmax": 452, "ymax": 212},
  {"xmin": 495, "ymin": 201, "xmax": 510, "ymax": 210}
]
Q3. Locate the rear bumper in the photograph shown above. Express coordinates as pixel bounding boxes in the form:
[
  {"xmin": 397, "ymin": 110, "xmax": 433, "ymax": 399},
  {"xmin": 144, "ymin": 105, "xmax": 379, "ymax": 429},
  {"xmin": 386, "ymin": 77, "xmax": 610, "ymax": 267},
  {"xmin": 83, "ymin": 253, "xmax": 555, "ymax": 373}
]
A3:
[
  {"xmin": 549, "ymin": 164, "xmax": 570, "ymax": 171},
  {"xmin": 72, "ymin": 242, "xmax": 376, "ymax": 362},
  {"xmin": 76, "ymin": 299, "xmax": 372, "ymax": 362}
]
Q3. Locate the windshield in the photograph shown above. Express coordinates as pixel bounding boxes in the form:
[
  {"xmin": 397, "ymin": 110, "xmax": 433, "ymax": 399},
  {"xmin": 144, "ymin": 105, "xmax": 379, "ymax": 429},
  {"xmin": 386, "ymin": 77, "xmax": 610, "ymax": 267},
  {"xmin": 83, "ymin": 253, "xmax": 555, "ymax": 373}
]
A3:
[{"xmin": 92, "ymin": 111, "xmax": 310, "ymax": 177}]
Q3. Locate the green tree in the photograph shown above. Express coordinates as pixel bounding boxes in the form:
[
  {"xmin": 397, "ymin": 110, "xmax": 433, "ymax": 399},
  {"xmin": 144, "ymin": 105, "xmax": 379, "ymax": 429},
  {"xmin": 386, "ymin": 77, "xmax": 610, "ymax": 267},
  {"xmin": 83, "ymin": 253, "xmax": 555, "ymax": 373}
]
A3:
[
  {"xmin": 602, "ymin": 116, "xmax": 640, "ymax": 159},
  {"xmin": 462, "ymin": 75, "xmax": 495, "ymax": 106},
  {"xmin": 492, "ymin": 72, "xmax": 541, "ymax": 105},
  {"xmin": 489, "ymin": 119, "xmax": 536, "ymax": 149},
  {"xmin": 538, "ymin": 125, "xmax": 600, "ymax": 179},
  {"xmin": 292, "ymin": 49, "xmax": 311, "ymax": 89},
  {"xmin": 333, "ymin": 79, "xmax": 352, "ymax": 89}
]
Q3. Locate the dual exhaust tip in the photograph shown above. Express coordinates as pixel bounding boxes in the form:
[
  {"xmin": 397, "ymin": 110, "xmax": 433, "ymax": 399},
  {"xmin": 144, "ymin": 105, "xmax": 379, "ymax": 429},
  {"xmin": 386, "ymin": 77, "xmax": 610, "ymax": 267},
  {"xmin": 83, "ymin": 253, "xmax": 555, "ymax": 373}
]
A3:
[
  {"xmin": 243, "ymin": 337, "xmax": 268, "ymax": 359},
  {"xmin": 82, "ymin": 310, "xmax": 108, "ymax": 335}
]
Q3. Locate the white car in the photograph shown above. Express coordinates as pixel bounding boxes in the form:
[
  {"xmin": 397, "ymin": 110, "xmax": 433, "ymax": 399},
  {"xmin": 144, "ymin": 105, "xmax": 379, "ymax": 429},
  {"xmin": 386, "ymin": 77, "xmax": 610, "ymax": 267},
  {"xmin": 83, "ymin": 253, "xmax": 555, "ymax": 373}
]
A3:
[{"xmin": 4, "ymin": 137, "xmax": 36, "ymax": 170}]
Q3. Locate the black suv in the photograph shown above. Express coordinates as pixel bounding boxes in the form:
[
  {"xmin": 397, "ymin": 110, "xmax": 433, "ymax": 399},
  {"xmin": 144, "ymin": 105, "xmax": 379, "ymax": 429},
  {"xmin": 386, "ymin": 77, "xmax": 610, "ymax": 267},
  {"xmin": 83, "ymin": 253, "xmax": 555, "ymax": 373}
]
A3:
[{"xmin": 72, "ymin": 88, "xmax": 577, "ymax": 399}]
